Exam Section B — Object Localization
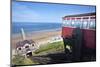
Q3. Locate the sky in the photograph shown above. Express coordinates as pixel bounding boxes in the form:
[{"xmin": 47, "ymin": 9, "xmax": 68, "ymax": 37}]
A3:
[{"xmin": 12, "ymin": 1, "xmax": 96, "ymax": 23}]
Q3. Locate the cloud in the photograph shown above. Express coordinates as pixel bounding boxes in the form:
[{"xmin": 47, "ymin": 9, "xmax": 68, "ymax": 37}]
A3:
[
  {"xmin": 12, "ymin": 1, "xmax": 40, "ymax": 22},
  {"xmin": 12, "ymin": 1, "xmax": 95, "ymax": 23}
]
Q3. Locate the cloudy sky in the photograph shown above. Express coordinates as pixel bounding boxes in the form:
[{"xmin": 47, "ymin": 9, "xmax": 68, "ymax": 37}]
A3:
[{"xmin": 12, "ymin": 1, "xmax": 96, "ymax": 23}]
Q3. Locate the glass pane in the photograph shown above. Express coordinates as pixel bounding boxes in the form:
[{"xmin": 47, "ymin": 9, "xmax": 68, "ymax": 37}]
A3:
[
  {"xmin": 64, "ymin": 20, "xmax": 68, "ymax": 26},
  {"xmin": 78, "ymin": 20, "xmax": 82, "ymax": 28},
  {"xmin": 62, "ymin": 20, "xmax": 66, "ymax": 26},
  {"xmin": 66, "ymin": 20, "xmax": 71, "ymax": 27},
  {"xmin": 71, "ymin": 20, "xmax": 75, "ymax": 27},
  {"xmin": 82, "ymin": 20, "xmax": 88, "ymax": 29},
  {"xmin": 75, "ymin": 20, "xmax": 81, "ymax": 28},
  {"xmin": 89, "ymin": 20, "xmax": 96, "ymax": 29},
  {"xmin": 79, "ymin": 21, "xmax": 82, "ymax": 29}
]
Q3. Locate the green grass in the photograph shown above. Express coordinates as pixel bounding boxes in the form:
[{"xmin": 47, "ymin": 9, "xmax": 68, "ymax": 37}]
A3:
[
  {"xmin": 12, "ymin": 41, "xmax": 65, "ymax": 65},
  {"xmin": 12, "ymin": 55, "xmax": 39, "ymax": 65},
  {"xmin": 34, "ymin": 41, "xmax": 64, "ymax": 54}
]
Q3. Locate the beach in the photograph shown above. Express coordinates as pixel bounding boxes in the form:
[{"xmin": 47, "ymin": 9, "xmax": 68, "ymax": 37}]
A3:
[{"xmin": 11, "ymin": 29, "xmax": 62, "ymax": 49}]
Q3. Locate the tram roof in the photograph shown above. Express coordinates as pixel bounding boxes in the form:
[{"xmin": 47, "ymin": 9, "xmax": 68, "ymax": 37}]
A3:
[{"xmin": 64, "ymin": 12, "xmax": 96, "ymax": 18}]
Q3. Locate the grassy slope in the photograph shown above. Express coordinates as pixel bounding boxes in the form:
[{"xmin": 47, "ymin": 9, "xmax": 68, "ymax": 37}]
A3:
[
  {"xmin": 33, "ymin": 41, "xmax": 64, "ymax": 55},
  {"xmin": 12, "ymin": 55, "xmax": 39, "ymax": 65},
  {"xmin": 12, "ymin": 41, "xmax": 64, "ymax": 65}
]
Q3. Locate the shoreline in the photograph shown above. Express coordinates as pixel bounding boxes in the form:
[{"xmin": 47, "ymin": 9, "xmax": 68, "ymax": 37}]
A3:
[
  {"xmin": 12, "ymin": 28, "xmax": 61, "ymax": 37},
  {"xmin": 11, "ymin": 29, "xmax": 62, "ymax": 49}
]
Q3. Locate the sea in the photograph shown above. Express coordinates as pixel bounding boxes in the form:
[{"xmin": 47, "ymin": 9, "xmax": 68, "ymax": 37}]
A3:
[{"xmin": 12, "ymin": 22, "xmax": 62, "ymax": 34}]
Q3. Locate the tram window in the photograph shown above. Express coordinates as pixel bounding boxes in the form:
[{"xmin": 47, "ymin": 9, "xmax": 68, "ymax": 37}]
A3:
[
  {"xmin": 71, "ymin": 20, "xmax": 77, "ymax": 28},
  {"xmin": 78, "ymin": 20, "xmax": 82, "ymax": 28},
  {"xmin": 62, "ymin": 20, "xmax": 70, "ymax": 27},
  {"xmin": 63, "ymin": 20, "xmax": 67, "ymax": 26},
  {"xmin": 66, "ymin": 20, "xmax": 69, "ymax": 26},
  {"xmin": 74, "ymin": 20, "xmax": 77, "ymax": 28},
  {"xmin": 63, "ymin": 20, "xmax": 73, "ymax": 27},
  {"xmin": 64, "ymin": 20, "xmax": 68, "ymax": 26},
  {"xmin": 83, "ymin": 20, "xmax": 88, "ymax": 29},
  {"xmin": 75, "ymin": 20, "xmax": 81, "ymax": 28},
  {"xmin": 62, "ymin": 20, "xmax": 66, "ymax": 26},
  {"xmin": 80, "ymin": 21, "xmax": 82, "ymax": 28},
  {"xmin": 89, "ymin": 20, "xmax": 95, "ymax": 29},
  {"xmin": 66, "ymin": 20, "xmax": 71, "ymax": 27}
]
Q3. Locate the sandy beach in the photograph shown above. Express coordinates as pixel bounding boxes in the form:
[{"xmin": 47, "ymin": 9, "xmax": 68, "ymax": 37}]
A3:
[{"xmin": 11, "ymin": 29, "xmax": 62, "ymax": 49}]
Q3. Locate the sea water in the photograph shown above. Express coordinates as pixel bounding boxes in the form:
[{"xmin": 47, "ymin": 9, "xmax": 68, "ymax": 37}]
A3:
[{"xmin": 12, "ymin": 22, "xmax": 62, "ymax": 34}]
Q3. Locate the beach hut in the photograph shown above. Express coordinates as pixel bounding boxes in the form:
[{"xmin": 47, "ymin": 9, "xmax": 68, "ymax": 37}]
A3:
[
  {"xmin": 16, "ymin": 40, "xmax": 36, "ymax": 57},
  {"xmin": 15, "ymin": 28, "xmax": 37, "ymax": 57}
]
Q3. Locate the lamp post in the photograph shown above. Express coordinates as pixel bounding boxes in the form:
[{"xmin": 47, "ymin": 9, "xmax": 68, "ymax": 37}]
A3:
[{"xmin": 21, "ymin": 28, "xmax": 26, "ymax": 40}]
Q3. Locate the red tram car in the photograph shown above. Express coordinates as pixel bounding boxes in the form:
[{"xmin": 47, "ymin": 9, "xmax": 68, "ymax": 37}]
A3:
[{"xmin": 62, "ymin": 12, "xmax": 96, "ymax": 61}]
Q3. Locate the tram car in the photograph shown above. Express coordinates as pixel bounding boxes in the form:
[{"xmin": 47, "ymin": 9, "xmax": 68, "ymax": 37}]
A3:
[{"xmin": 62, "ymin": 12, "xmax": 96, "ymax": 61}]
